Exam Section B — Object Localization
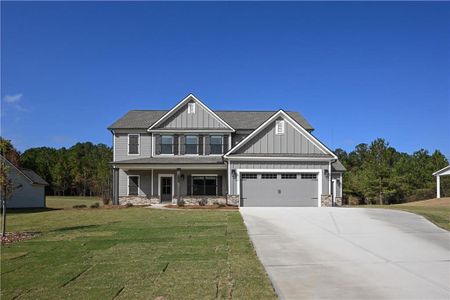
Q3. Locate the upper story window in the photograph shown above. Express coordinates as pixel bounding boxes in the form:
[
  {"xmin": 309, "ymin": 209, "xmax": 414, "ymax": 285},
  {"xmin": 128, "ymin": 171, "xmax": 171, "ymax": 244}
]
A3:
[
  {"xmin": 185, "ymin": 135, "xmax": 198, "ymax": 154},
  {"xmin": 210, "ymin": 135, "xmax": 223, "ymax": 154},
  {"xmin": 275, "ymin": 120, "xmax": 285, "ymax": 135},
  {"xmin": 188, "ymin": 102, "xmax": 196, "ymax": 114},
  {"xmin": 128, "ymin": 134, "xmax": 140, "ymax": 155},
  {"xmin": 161, "ymin": 135, "xmax": 174, "ymax": 154}
]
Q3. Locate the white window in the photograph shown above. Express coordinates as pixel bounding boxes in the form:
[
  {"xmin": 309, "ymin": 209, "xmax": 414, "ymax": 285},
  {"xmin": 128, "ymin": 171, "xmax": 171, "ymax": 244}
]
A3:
[
  {"xmin": 161, "ymin": 135, "xmax": 174, "ymax": 154},
  {"xmin": 185, "ymin": 135, "xmax": 198, "ymax": 154},
  {"xmin": 275, "ymin": 120, "xmax": 285, "ymax": 135},
  {"xmin": 128, "ymin": 134, "xmax": 140, "ymax": 155},
  {"xmin": 188, "ymin": 102, "xmax": 196, "ymax": 114}
]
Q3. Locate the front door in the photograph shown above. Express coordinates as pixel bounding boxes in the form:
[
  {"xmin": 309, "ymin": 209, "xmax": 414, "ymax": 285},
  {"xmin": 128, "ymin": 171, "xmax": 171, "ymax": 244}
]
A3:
[{"xmin": 160, "ymin": 177, "xmax": 172, "ymax": 202}]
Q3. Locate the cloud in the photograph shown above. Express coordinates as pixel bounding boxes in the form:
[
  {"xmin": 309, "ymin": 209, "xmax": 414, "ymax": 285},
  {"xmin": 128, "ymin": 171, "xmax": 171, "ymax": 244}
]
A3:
[
  {"xmin": 2, "ymin": 93, "xmax": 30, "ymax": 112},
  {"xmin": 3, "ymin": 93, "xmax": 23, "ymax": 103}
]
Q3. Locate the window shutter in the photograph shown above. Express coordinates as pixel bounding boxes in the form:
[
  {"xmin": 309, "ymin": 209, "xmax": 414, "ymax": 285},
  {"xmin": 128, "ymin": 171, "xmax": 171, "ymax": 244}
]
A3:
[
  {"xmin": 198, "ymin": 135, "xmax": 204, "ymax": 155},
  {"xmin": 217, "ymin": 175, "xmax": 223, "ymax": 196},
  {"xmin": 187, "ymin": 175, "xmax": 192, "ymax": 195},
  {"xmin": 155, "ymin": 134, "xmax": 161, "ymax": 155},
  {"xmin": 180, "ymin": 135, "xmax": 186, "ymax": 155},
  {"xmin": 205, "ymin": 136, "xmax": 211, "ymax": 155},
  {"xmin": 222, "ymin": 136, "xmax": 228, "ymax": 153},
  {"xmin": 174, "ymin": 135, "xmax": 179, "ymax": 155}
]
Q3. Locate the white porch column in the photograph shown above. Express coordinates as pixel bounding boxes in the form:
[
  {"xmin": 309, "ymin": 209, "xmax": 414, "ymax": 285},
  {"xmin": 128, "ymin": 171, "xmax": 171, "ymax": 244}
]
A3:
[{"xmin": 436, "ymin": 175, "xmax": 441, "ymax": 198}]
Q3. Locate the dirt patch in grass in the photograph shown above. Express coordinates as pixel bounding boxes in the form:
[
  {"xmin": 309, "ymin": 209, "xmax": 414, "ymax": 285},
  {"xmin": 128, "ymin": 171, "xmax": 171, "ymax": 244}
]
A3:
[
  {"xmin": 400, "ymin": 197, "xmax": 450, "ymax": 207},
  {"xmin": 1, "ymin": 232, "xmax": 41, "ymax": 245},
  {"xmin": 165, "ymin": 204, "xmax": 238, "ymax": 210}
]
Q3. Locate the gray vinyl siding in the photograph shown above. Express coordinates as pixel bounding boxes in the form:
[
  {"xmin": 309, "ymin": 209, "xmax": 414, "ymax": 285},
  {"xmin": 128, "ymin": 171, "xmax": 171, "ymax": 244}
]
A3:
[
  {"xmin": 236, "ymin": 117, "xmax": 324, "ymax": 155},
  {"xmin": 159, "ymin": 101, "xmax": 228, "ymax": 129},
  {"xmin": 114, "ymin": 132, "xmax": 151, "ymax": 161},
  {"xmin": 229, "ymin": 160, "xmax": 330, "ymax": 196},
  {"xmin": 8, "ymin": 168, "xmax": 45, "ymax": 208},
  {"xmin": 119, "ymin": 169, "xmax": 227, "ymax": 197},
  {"xmin": 118, "ymin": 169, "xmax": 152, "ymax": 197}
]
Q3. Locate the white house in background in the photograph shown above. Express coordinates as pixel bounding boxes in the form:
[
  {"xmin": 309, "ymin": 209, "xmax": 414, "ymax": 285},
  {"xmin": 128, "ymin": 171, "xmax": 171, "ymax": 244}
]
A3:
[
  {"xmin": 433, "ymin": 165, "xmax": 450, "ymax": 199},
  {"xmin": 1, "ymin": 155, "xmax": 48, "ymax": 208}
]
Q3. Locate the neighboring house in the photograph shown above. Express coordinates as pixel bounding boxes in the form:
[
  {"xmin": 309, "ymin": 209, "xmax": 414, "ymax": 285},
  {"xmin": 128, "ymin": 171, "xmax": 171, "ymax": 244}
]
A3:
[
  {"xmin": 108, "ymin": 94, "xmax": 345, "ymax": 207},
  {"xmin": 433, "ymin": 165, "xmax": 450, "ymax": 198},
  {"xmin": 1, "ymin": 155, "xmax": 48, "ymax": 208}
]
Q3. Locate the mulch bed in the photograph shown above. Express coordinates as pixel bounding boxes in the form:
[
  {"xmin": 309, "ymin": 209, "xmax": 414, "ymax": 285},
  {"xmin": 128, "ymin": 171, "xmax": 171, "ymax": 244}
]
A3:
[
  {"xmin": 165, "ymin": 204, "xmax": 238, "ymax": 210},
  {"xmin": 1, "ymin": 232, "xmax": 41, "ymax": 245}
]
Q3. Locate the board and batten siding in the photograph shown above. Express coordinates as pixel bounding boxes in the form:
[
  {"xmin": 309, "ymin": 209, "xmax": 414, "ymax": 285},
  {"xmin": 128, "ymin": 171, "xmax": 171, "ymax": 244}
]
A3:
[
  {"xmin": 114, "ymin": 131, "xmax": 152, "ymax": 161},
  {"xmin": 8, "ymin": 168, "xmax": 45, "ymax": 208},
  {"xmin": 236, "ymin": 118, "xmax": 323, "ymax": 155},
  {"xmin": 229, "ymin": 160, "xmax": 330, "ymax": 196},
  {"xmin": 159, "ymin": 101, "xmax": 228, "ymax": 129}
]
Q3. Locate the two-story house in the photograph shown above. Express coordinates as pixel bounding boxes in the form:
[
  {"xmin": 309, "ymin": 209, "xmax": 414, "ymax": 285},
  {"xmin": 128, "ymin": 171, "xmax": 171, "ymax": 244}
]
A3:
[{"xmin": 108, "ymin": 94, "xmax": 345, "ymax": 207}]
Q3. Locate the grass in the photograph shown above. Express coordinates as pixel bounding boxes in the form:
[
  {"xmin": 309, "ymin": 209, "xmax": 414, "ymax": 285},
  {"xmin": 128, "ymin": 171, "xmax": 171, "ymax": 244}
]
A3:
[
  {"xmin": 1, "ymin": 197, "xmax": 276, "ymax": 299},
  {"xmin": 365, "ymin": 197, "xmax": 450, "ymax": 231},
  {"xmin": 45, "ymin": 196, "xmax": 102, "ymax": 209}
]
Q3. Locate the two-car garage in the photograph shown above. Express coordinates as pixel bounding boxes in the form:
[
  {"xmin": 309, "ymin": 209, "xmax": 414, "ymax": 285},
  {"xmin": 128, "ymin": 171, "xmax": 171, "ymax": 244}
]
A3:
[{"xmin": 239, "ymin": 171, "xmax": 321, "ymax": 207}]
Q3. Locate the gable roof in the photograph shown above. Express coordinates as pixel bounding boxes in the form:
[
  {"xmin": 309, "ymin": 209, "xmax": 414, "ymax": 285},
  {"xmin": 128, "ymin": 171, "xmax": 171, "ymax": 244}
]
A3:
[
  {"xmin": 108, "ymin": 110, "xmax": 314, "ymax": 131},
  {"xmin": 0, "ymin": 155, "xmax": 48, "ymax": 185},
  {"xmin": 433, "ymin": 165, "xmax": 450, "ymax": 176},
  {"xmin": 224, "ymin": 110, "xmax": 337, "ymax": 159},
  {"xmin": 148, "ymin": 94, "xmax": 235, "ymax": 131}
]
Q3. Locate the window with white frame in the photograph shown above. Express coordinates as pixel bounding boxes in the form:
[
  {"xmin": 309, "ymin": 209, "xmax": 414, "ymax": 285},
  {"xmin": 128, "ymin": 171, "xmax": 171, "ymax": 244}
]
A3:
[
  {"xmin": 185, "ymin": 135, "xmax": 198, "ymax": 154},
  {"xmin": 128, "ymin": 134, "xmax": 140, "ymax": 155},
  {"xmin": 188, "ymin": 102, "xmax": 196, "ymax": 114},
  {"xmin": 192, "ymin": 176, "xmax": 217, "ymax": 195},
  {"xmin": 161, "ymin": 135, "xmax": 174, "ymax": 154},
  {"xmin": 128, "ymin": 176, "xmax": 139, "ymax": 196},
  {"xmin": 275, "ymin": 120, "xmax": 285, "ymax": 135},
  {"xmin": 210, "ymin": 135, "xmax": 223, "ymax": 154}
]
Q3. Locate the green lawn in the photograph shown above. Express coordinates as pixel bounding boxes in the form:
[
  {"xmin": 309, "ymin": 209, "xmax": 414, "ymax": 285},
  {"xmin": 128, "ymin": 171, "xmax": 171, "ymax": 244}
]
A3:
[
  {"xmin": 1, "ymin": 204, "xmax": 275, "ymax": 299},
  {"xmin": 46, "ymin": 196, "xmax": 102, "ymax": 209},
  {"xmin": 363, "ymin": 198, "xmax": 450, "ymax": 231}
]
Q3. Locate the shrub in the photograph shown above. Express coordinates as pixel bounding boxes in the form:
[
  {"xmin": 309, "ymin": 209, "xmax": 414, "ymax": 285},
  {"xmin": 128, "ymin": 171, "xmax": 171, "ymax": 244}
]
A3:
[
  {"xmin": 90, "ymin": 202, "xmax": 100, "ymax": 209},
  {"xmin": 198, "ymin": 199, "xmax": 207, "ymax": 206},
  {"xmin": 125, "ymin": 202, "xmax": 133, "ymax": 208},
  {"xmin": 101, "ymin": 195, "xmax": 110, "ymax": 205},
  {"xmin": 177, "ymin": 199, "xmax": 185, "ymax": 207},
  {"xmin": 72, "ymin": 204, "xmax": 87, "ymax": 209},
  {"xmin": 217, "ymin": 203, "xmax": 225, "ymax": 208}
]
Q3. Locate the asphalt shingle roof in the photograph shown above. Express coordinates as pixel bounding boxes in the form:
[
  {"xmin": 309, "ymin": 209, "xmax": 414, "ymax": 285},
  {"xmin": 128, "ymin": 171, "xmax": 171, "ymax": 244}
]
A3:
[
  {"xmin": 108, "ymin": 110, "xmax": 314, "ymax": 131},
  {"xmin": 19, "ymin": 169, "xmax": 49, "ymax": 185}
]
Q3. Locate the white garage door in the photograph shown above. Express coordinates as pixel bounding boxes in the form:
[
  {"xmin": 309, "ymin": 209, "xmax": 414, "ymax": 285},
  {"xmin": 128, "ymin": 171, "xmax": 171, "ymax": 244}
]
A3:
[{"xmin": 240, "ymin": 173, "xmax": 319, "ymax": 207}]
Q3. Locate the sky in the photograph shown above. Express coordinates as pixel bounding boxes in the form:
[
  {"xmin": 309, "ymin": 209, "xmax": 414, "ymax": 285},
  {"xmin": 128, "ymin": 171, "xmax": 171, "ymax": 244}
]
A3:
[{"xmin": 2, "ymin": 2, "xmax": 450, "ymax": 157}]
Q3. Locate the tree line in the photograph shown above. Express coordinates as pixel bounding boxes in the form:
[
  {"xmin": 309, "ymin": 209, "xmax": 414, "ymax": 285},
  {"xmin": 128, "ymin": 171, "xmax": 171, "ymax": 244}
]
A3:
[
  {"xmin": 1, "ymin": 138, "xmax": 112, "ymax": 199},
  {"xmin": 335, "ymin": 138, "xmax": 449, "ymax": 205}
]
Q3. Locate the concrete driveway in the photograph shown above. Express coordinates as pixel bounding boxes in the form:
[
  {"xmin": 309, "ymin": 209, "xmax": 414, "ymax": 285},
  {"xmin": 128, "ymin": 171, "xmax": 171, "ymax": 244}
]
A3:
[{"xmin": 240, "ymin": 207, "xmax": 450, "ymax": 300}]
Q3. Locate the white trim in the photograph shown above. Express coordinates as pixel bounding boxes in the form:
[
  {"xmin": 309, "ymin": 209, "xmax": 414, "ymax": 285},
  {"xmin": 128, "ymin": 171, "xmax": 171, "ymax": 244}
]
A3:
[
  {"xmin": 224, "ymin": 110, "xmax": 337, "ymax": 159},
  {"xmin": 127, "ymin": 134, "xmax": 141, "ymax": 156},
  {"xmin": 332, "ymin": 179, "xmax": 337, "ymax": 206},
  {"xmin": 227, "ymin": 161, "xmax": 231, "ymax": 195},
  {"xmin": 158, "ymin": 174, "xmax": 175, "ymax": 197},
  {"xmin": 115, "ymin": 164, "xmax": 227, "ymax": 170},
  {"xmin": 112, "ymin": 131, "xmax": 116, "ymax": 162},
  {"xmin": 127, "ymin": 175, "xmax": 140, "ymax": 196},
  {"xmin": 151, "ymin": 133, "xmax": 154, "ymax": 157},
  {"xmin": 436, "ymin": 175, "xmax": 441, "ymax": 198},
  {"xmin": 236, "ymin": 168, "xmax": 323, "ymax": 207},
  {"xmin": 147, "ymin": 94, "xmax": 235, "ymax": 132},
  {"xmin": 433, "ymin": 165, "xmax": 450, "ymax": 176},
  {"xmin": 225, "ymin": 156, "xmax": 334, "ymax": 161},
  {"xmin": 149, "ymin": 129, "xmax": 233, "ymax": 133},
  {"xmin": 340, "ymin": 173, "xmax": 343, "ymax": 199},
  {"xmin": 228, "ymin": 134, "xmax": 232, "ymax": 151},
  {"xmin": 328, "ymin": 161, "xmax": 332, "ymax": 195},
  {"xmin": 191, "ymin": 174, "xmax": 219, "ymax": 176}
]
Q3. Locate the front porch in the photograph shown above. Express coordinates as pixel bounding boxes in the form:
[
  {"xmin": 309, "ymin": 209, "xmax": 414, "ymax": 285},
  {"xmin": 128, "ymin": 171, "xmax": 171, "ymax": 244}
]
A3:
[{"xmin": 112, "ymin": 167, "xmax": 238, "ymax": 206}]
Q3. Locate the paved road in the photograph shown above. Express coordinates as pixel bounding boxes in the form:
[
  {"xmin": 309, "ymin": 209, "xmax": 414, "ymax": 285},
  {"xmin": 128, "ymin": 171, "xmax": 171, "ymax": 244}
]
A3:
[{"xmin": 240, "ymin": 207, "xmax": 450, "ymax": 300}]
